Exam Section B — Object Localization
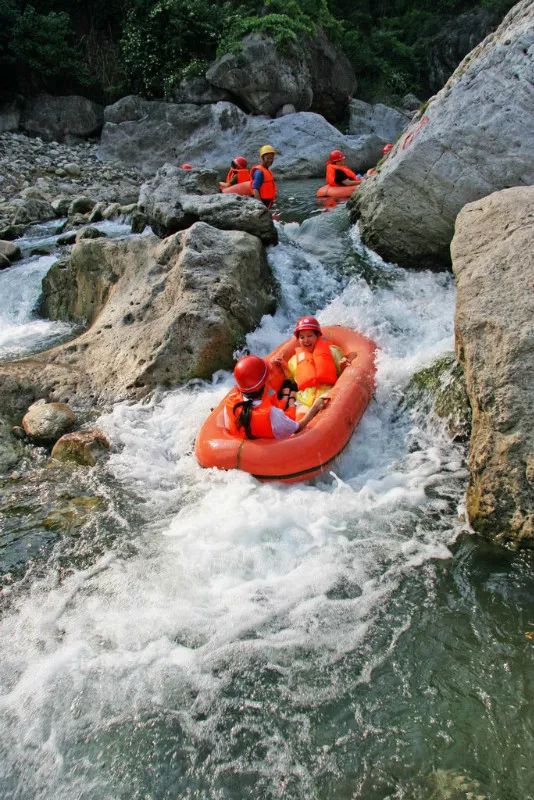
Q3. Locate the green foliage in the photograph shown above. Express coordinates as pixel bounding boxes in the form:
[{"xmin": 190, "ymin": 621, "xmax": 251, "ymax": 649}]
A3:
[
  {"xmin": 0, "ymin": 0, "xmax": 520, "ymax": 105},
  {"xmin": 120, "ymin": 0, "xmax": 226, "ymax": 97}
]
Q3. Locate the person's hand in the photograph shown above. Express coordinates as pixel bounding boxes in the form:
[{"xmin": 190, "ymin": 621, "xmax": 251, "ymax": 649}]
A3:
[{"xmin": 313, "ymin": 395, "xmax": 330, "ymax": 411}]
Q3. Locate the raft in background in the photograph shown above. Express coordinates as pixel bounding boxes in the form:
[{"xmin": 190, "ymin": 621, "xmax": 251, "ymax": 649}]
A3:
[
  {"xmin": 220, "ymin": 181, "xmax": 252, "ymax": 196},
  {"xmin": 316, "ymin": 183, "xmax": 360, "ymax": 199},
  {"xmin": 195, "ymin": 326, "xmax": 377, "ymax": 483}
]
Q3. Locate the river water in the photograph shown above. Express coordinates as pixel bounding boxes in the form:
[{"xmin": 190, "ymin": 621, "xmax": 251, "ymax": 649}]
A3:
[{"xmin": 0, "ymin": 184, "xmax": 533, "ymax": 800}]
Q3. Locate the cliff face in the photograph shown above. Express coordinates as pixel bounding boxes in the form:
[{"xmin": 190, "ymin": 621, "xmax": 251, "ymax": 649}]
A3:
[
  {"xmin": 452, "ymin": 186, "xmax": 534, "ymax": 547},
  {"xmin": 349, "ymin": 0, "xmax": 534, "ymax": 269}
]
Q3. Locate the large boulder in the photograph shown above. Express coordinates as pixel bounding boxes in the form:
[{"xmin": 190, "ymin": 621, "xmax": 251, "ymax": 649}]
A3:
[
  {"xmin": 206, "ymin": 33, "xmax": 313, "ymax": 117},
  {"xmin": 20, "ymin": 95, "xmax": 104, "ymax": 141},
  {"xmin": 5, "ymin": 223, "xmax": 276, "ymax": 407},
  {"xmin": 173, "ymin": 76, "xmax": 233, "ymax": 105},
  {"xmin": 348, "ymin": 100, "xmax": 410, "ymax": 144},
  {"xmin": 452, "ymin": 186, "xmax": 534, "ymax": 546},
  {"xmin": 138, "ymin": 164, "xmax": 277, "ymax": 244},
  {"xmin": 307, "ymin": 28, "xmax": 357, "ymax": 121},
  {"xmin": 349, "ymin": 0, "xmax": 534, "ymax": 269},
  {"xmin": 99, "ymin": 97, "xmax": 378, "ymax": 178}
]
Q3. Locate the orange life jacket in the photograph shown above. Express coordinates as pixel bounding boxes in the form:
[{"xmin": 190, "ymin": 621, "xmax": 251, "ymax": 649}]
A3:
[
  {"xmin": 251, "ymin": 164, "xmax": 277, "ymax": 200},
  {"xmin": 295, "ymin": 337, "xmax": 338, "ymax": 390},
  {"xmin": 325, "ymin": 162, "xmax": 359, "ymax": 187},
  {"xmin": 225, "ymin": 387, "xmax": 278, "ymax": 439},
  {"xmin": 225, "ymin": 167, "xmax": 251, "ymax": 185}
]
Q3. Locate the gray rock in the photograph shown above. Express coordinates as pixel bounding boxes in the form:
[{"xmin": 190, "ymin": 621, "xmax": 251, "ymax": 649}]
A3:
[
  {"xmin": 51, "ymin": 429, "xmax": 110, "ymax": 466},
  {"xmin": 206, "ymin": 28, "xmax": 355, "ymax": 121},
  {"xmin": 99, "ymin": 97, "xmax": 379, "ymax": 178},
  {"xmin": 400, "ymin": 93, "xmax": 422, "ymax": 112},
  {"xmin": 350, "ymin": 0, "xmax": 534, "ymax": 269},
  {"xmin": 52, "ymin": 197, "xmax": 71, "ymax": 216},
  {"xmin": 68, "ymin": 196, "xmax": 95, "ymax": 215},
  {"xmin": 11, "ymin": 197, "xmax": 55, "ymax": 225},
  {"xmin": 57, "ymin": 231, "xmax": 77, "ymax": 246},
  {"xmin": 22, "ymin": 400, "xmax": 77, "ymax": 445},
  {"xmin": 15, "ymin": 223, "xmax": 277, "ymax": 407},
  {"xmin": 0, "ymin": 240, "xmax": 22, "ymax": 263},
  {"xmin": 75, "ymin": 227, "xmax": 107, "ymax": 242},
  {"xmin": 0, "ymin": 97, "xmax": 22, "ymax": 133},
  {"xmin": 64, "ymin": 162, "xmax": 82, "ymax": 177},
  {"xmin": 307, "ymin": 28, "xmax": 357, "ymax": 121},
  {"xmin": 102, "ymin": 202, "xmax": 121, "ymax": 219},
  {"xmin": 20, "ymin": 95, "xmax": 104, "ymax": 142},
  {"xmin": 138, "ymin": 164, "xmax": 277, "ymax": 244},
  {"xmin": 452, "ymin": 186, "xmax": 534, "ymax": 546},
  {"xmin": 276, "ymin": 104, "xmax": 296, "ymax": 117},
  {"xmin": 173, "ymin": 76, "xmax": 232, "ymax": 105},
  {"xmin": 207, "ymin": 33, "xmax": 313, "ymax": 117},
  {"xmin": 348, "ymin": 100, "xmax": 410, "ymax": 143}
]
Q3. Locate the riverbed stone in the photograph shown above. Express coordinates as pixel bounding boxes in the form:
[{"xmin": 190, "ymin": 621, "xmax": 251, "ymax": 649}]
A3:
[
  {"xmin": 68, "ymin": 196, "xmax": 95, "ymax": 215},
  {"xmin": 11, "ymin": 197, "xmax": 56, "ymax": 225},
  {"xmin": 349, "ymin": 0, "xmax": 534, "ymax": 269},
  {"xmin": 452, "ymin": 185, "xmax": 534, "ymax": 547},
  {"xmin": 75, "ymin": 226, "xmax": 107, "ymax": 242},
  {"xmin": 51, "ymin": 429, "xmax": 110, "ymax": 466},
  {"xmin": 0, "ymin": 240, "xmax": 21, "ymax": 263},
  {"xmin": 22, "ymin": 400, "xmax": 77, "ymax": 445},
  {"xmin": 138, "ymin": 164, "xmax": 277, "ymax": 244}
]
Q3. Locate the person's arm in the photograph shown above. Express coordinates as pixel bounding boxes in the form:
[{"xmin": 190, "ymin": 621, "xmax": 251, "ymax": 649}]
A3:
[
  {"xmin": 252, "ymin": 169, "xmax": 264, "ymax": 200},
  {"xmin": 295, "ymin": 396, "xmax": 329, "ymax": 432},
  {"xmin": 270, "ymin": 355, "xmax": 292, "ymax": 380}
]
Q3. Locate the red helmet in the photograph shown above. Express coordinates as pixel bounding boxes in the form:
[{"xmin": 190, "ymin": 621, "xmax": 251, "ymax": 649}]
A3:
[
  {"xmin": 234, "ymin": 356, "xmax": 268, "ymax": 393},
  {"xmin": 294, "ymin": 316, "xmax": 321, "ymax": 337},
  {"xmin": 180, "ymin": 163, "xmax": 193, "ymax": 170},
  {"xmin": 233, "ymin": 156, "xmax": 248, "ymax": 168},
  {"xmin": 382, "ymin": 144, "xmax": 393, "ymax": 155},
  {"xmin": 329, "ymin": 149, "xmax": 345, "ymax": 162}
]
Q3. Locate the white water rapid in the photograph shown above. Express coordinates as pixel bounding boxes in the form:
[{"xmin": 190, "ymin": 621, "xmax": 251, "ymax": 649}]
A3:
[{"xmin": 0, "ymin": 207, "xmax": 473, "ymax": 800}]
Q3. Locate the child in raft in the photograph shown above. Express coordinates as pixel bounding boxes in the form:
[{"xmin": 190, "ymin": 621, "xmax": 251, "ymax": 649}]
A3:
[
  {"xmin": 272, "ymin": 316, "xmax": 352, "ymax": 415},
  {"xmin": 224, "ymin": 355, "xmax": 328, "ymax": 440},
  {"xmin": 219, "ymin": 156, "xmax": 250, "ymax": 189}
]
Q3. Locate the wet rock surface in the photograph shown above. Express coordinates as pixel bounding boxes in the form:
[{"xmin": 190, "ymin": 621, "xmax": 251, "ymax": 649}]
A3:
[
  {"xmin": 22, "ymin": 400, "xmax": 77, "ymax": 445},
  {"xmin": 4, "ymin": 222, "xmax": 276, "ymax": 408},
  {"xmin": 138, "ymin": 165, "xmax": 277, "ymax": 244},
  {"xmin": 452, "ymin": 185, "xmax": 534, "ymax": 546},
  {"xmin": 51, "ymin": 429, "xmax": 110, "ymax": 466},
  {"xmin": 349, "ymin": 0, "xmax": 534, "ymax": 269}
]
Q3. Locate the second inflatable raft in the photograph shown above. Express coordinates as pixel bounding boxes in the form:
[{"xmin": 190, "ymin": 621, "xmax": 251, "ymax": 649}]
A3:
[{"xmin": 195, "ymin": 326, "xmax": 377, "ymax": 483}]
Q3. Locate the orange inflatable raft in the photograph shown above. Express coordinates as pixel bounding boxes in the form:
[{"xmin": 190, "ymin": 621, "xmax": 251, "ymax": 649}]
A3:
[
  {"xmin": 195, "ymin": 326, "xmax": 377, "ymax": 483},
  {"xmin": 220, "ymin": 181, "xmax": 252, "ymax": 196},
  {"xmin": 316, "ymin": 183, "xmax": 360, "ymax": 199}
]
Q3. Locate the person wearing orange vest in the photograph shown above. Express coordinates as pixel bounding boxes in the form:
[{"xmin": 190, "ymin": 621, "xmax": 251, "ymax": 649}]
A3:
[
  {"xmin": 224, "ymin": 355, "xmax": 328, "ymax": 440},
  {"xmin": 251, "ymin": 144, "xmax": 277, "ymax": 209},
  {"xmin": 273, "ymin": 316, "xmax": 352, "ymax": 410},
  {"xmin": 220, "ymin": 156, "xmax": 250, "ymax": 189},
  {"xmin": 326, "ymin": 150, "xmax": 361, "ymax": 187}
]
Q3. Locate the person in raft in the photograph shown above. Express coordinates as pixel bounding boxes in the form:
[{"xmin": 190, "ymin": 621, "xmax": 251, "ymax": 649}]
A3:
[
  {"xmin": 220, "ymin": 156, "xmax": 250, "ymax": 189},
  {"xmin": 273, "ymin": 316, "xmax": 352, "ymax": 411},
  {"xmin": 326, "ymin": 150, "xmax": 361, "ymax": 187},
  {"xmin": 224, "ymin": 355, "xmax": 328, "ymax": 440},
  {"xmin": 251, "ymin": 144, "xmax": 277, "ymax": 208}
]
